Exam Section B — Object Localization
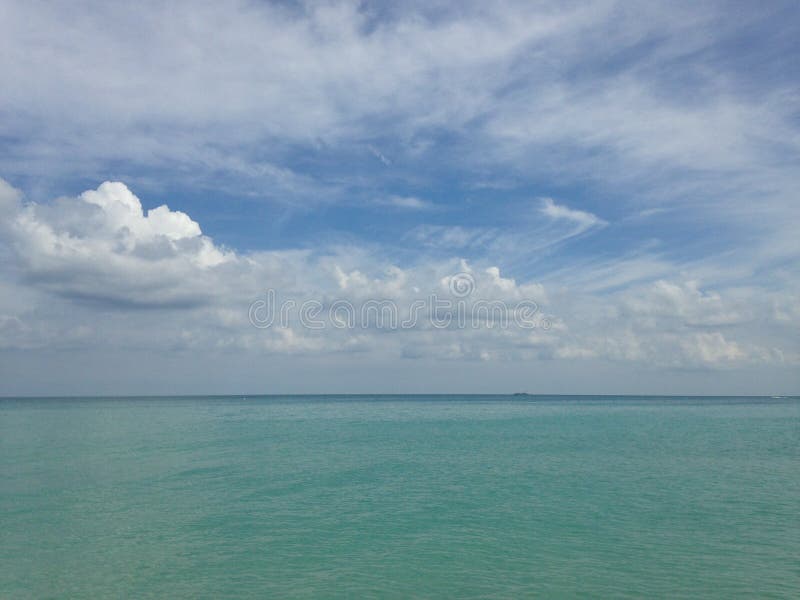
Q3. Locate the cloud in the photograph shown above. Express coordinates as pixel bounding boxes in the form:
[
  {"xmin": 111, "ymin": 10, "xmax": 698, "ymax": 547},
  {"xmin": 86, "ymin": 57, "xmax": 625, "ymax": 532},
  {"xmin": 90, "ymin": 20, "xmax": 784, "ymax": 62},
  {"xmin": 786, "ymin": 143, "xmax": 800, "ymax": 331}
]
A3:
[
  {"xmin": 540, "ymin": 198, "xmax": 606, "ymax": 231},
  {"xmin": 0, "ymin": 2, "xmax": 796, "ymax": 295},
  {"xmin": 0, "ymin": 0, "xmax": 580, "ymax": 193},
  {"xmin": 3, "ymin": 180, "xmax": 234, "ymax": 307},
  {"xmin": 0, "ymin": 177, "xmax": 22, "ymax": 215},
  {"xmin": 620, "ymin": 280, "xmax": 744, "ymax": 327},
  {"xmin": 680, "ymin": 332, "xmax": 745, "ymax": 365},
  {"xmin": 1, "ymin": 178, "xmax": 796, "ymax": 380},
  {"xmin": 379, "ymin": 196, "xmax": 435, "ymax": 210},
  {"xmin": 0, "ymin": 1, "xmax": 798, "ymax": 392},
  {"xmin": 409, "ymin": 225, "xmax": 498, "ymax": 249},
  {"xmin": 5, "ymin": 0, "xmax": 794, "ymax": 210},
  {"xmin": 80, "ymin": 182, "xmax": 202, "ymax": 245},
  {"xmin": 368, "ymin": 146, "xmax": 392, "ymax": 166}
]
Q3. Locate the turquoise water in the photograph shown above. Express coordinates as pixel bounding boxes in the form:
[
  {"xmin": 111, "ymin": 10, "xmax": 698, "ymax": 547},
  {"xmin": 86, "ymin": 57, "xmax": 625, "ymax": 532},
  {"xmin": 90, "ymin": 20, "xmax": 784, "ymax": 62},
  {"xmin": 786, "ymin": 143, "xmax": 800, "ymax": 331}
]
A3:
[{"xmin": 1, "ymin": 396, "xmax": 798, "ymax": 598}]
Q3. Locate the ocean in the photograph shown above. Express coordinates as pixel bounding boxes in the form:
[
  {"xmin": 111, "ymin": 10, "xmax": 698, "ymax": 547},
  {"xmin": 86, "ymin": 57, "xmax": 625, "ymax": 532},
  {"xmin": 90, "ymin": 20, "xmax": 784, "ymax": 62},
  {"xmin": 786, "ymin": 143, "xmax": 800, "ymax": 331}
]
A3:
[{"xmin": 1, "ymin": 395, "xmax": 798, "ymax": 598}]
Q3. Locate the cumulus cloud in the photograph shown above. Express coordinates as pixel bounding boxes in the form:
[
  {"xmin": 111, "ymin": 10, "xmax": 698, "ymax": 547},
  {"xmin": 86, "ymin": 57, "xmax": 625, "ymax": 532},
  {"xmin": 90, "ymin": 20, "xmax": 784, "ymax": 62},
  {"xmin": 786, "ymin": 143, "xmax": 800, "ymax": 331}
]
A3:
[
  {"xmin": 681, "ymin": 332, "xmax": 745, "ymax": 365},
  {"xmin": 81, "ymin": 183, "xmax": 202, "ymax": 243},
  {"xmin": 1, "ymin": 178, "xmax": 796, "ymax": 381},
  {"xmin": 620, "ymin": 280, "xmax": 744, "ymax": 327},
  {"xmin": 3, "ymin": 180, "xmax": 234, "ymax": 306}
]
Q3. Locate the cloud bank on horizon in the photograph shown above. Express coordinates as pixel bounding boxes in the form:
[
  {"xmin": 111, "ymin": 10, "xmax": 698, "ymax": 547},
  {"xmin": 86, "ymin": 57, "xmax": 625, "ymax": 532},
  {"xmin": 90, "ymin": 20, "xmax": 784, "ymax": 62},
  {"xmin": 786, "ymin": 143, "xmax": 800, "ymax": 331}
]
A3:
[{"xmin": 0, "ymin": 0, "xmax": 797, "ymax": 395}]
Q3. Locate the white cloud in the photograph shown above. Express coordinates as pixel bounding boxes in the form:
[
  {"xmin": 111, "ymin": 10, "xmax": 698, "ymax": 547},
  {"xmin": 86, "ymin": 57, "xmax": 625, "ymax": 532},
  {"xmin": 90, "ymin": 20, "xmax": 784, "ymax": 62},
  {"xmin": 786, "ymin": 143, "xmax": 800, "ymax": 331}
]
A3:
[
  {"xmin": 4, "ymin": 180, "xmax": 234, "ymax": 306},
  {"xmin": 620, "ymin": 280, "xmax": 745, "ymax": 327},
  {"xmin": 81, "ymin": 182, "xmax": 202, "ymax": 243},
  {"xmin": 368, "ymin": 146, "xmax": 392, "ymax": 166},
  {"xmin": 1, "ymin": 178, "xmax": 797, "ymax": 383},
  {"xmin": 540, "ymin": 197, "xmax": 606, "ymax": 231},
  {"xmin": 379, "ymin": 196, "xmax": 434, "ymax": 210},
  {"xmin": 0, "ymin": 1, "xmax": 797, "ymax": 296},
  {"xmin": 409, "ymin": 225, "xmax": 498, "ymax": 249},
  {"xmin": 680, "ymin": 332, "xmax": 745, "ymax": 365},
  {"xmin": 0, "ymin": 1, "xmax": 586, "ymax": 185},
  {"xmin": 5, "ymin": 0, "xmax": 794, "ymax": 212}
]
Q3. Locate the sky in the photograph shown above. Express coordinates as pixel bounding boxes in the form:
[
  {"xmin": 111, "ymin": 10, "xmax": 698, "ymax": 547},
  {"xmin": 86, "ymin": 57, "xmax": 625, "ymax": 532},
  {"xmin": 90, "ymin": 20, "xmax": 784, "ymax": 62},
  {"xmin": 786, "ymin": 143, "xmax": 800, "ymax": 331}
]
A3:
[{"xmin": 0, "ymin": 0, "xmax": 798, "ymax": 396}]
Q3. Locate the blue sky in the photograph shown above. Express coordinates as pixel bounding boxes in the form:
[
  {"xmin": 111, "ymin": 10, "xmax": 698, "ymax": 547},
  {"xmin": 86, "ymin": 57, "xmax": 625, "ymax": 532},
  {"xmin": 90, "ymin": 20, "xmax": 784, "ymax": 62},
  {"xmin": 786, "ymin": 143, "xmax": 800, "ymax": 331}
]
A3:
[{"xmin": 0, "ymin": 0, "xmax": 798, "ymax": 395}]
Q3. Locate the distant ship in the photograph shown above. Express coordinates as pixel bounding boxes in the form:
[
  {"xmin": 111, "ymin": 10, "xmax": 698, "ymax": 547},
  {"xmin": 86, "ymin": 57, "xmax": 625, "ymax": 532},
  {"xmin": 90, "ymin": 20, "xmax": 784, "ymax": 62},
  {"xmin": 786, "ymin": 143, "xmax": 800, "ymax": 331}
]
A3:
[{"xmin": 512, "ymin": 392, "xmax": 532, "ymax": 396}]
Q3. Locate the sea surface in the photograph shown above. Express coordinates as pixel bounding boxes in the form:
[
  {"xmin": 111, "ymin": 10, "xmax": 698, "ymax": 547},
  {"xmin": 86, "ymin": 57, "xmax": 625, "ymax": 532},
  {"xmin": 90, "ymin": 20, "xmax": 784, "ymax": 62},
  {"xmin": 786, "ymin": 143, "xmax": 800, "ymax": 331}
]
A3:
[{"xmin": 1, "ymin": 395, "xmax": 798, "ymax": 598}]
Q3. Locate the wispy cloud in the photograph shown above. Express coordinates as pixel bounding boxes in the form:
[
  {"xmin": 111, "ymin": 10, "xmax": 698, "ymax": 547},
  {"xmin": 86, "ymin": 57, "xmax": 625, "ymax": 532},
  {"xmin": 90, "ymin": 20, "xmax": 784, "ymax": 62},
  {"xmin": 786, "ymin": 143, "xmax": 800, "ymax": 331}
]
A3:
[
  {"xmin": 379, "ymin": 196, "xmax": 435, "ymax": 210},
  {"xmin": 368, "ymin": 146, "xmax": 392, "ymax": 166},
  {"xmin": 540, "ymin": 197, "xmax": 606, "ymax": 232}
]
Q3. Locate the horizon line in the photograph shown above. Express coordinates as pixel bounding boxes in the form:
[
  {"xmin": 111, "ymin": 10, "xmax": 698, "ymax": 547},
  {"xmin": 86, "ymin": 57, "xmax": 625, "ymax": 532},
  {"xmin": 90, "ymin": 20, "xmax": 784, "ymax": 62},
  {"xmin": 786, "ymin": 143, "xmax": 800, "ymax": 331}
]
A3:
[{"xmin": 1, "ymin": 393, "xmax": 797, "ymax": 400}]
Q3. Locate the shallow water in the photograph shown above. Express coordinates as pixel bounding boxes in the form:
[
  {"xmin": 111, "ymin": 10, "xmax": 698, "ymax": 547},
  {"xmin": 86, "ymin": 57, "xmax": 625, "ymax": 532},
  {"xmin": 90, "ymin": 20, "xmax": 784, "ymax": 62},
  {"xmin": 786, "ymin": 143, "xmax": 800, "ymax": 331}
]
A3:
[{"xmin": 1, "ymin": 395, "xmax": 798, "ymax": 598}]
